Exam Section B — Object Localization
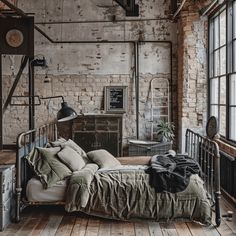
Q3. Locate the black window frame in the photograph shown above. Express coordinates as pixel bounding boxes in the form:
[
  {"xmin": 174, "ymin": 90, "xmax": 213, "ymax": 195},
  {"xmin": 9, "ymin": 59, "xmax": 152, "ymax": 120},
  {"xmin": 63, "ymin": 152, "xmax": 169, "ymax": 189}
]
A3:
[{"xmin": 208, "ymin": 0, "xmax": 236, "ymax": 145}]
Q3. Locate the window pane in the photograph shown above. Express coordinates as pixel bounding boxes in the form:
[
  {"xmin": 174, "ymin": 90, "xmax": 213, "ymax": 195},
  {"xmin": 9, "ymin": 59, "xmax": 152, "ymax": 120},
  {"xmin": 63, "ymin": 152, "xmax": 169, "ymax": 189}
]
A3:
[
  {"xmin": 220, "ymin": 76, "xmax": 226, "ymax": 104},
  {"xmin": 214, "ymin": 50, "xmax": 220, "ymax": 76},
  {"xmin": 230, "ymin": 74, "xmax": 236, "ymax": 105},
  {"xmin": 210, "ymin": 78, "xmax": 219, "ymax": 104},
  {"xmin": 229, "ymin": 107, "xmax": 236, "ymax": 141},
  {"xmin": 219, "ymin": 106, "xmax": 226, "ymax": 136},
  {"xmin": 220, "ymin": 10, "xmax": 226, "ymax": 46},
  {"xmin": 209, "ymin": 20, "xmax": 214, "ymax": 54},
  {"xmin": 220, "ymin": 46, "xmax": 226, "ymax": 75},
  {"xmin": 214, "ymin": 17, "xmax": 219, "ymax": 49},
  {"xmin": 209, "ymin": 53, "xmax": 214, "ymax": 77},
  {"xmin": 228, "ymin": 41, "xmax": 233, "ymax": 73},
  {"xmin": 210, "ymin": 105, "xmax": 218, "ymax": 118}
]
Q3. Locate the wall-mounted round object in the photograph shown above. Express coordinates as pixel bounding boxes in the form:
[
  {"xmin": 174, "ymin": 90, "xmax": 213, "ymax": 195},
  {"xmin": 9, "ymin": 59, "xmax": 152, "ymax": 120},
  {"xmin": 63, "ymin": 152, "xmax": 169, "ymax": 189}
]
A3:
[
  {"xmin": 5, "ymin": 29, "xmax": 24, "ymax": 48},
  {"xmin": 206, "ymin": 116, "xmax": 218, "ymax": 139}
]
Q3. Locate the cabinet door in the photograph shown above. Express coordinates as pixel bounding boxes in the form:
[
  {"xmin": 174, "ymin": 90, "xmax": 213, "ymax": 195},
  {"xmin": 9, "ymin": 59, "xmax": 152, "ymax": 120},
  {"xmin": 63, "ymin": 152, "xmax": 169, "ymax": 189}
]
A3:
[
  {"xmin": 73, "ymin": 131, "xmax": 119, "ymax": 157},
  {"xmin": 96, "ymin": 132, "xmax": 119, "ymax": 157},
  {"xmin": 73, "ymin": 132, "xmax": 96, "ymax": 153}
]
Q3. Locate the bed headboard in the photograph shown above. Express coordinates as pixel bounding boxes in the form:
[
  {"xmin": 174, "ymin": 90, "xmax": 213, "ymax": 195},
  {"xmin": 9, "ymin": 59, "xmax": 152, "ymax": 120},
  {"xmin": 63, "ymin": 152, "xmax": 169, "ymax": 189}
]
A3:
[{"xmin": 16, "ymin": 123, "xmax": 57, "ymax": 220}]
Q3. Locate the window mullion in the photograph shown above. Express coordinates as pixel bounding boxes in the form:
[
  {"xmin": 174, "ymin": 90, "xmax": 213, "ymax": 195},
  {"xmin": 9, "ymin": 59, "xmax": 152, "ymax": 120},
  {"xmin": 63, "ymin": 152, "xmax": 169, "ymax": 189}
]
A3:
[
  {"xmin": 226, "ymin": 2, "xmax": 230, "ymax": 140},
  {"xmin": 218, "ymin": 15, "xmax": 221, "ymax": 125}
]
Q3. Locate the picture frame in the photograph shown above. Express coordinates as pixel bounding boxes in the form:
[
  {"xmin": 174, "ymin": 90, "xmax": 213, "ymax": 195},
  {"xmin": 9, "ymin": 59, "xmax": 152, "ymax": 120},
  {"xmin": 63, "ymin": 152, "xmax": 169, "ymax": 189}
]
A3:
[{"xmin": 105, "ymin": 86, "xmax": 128, "ymax": 113}]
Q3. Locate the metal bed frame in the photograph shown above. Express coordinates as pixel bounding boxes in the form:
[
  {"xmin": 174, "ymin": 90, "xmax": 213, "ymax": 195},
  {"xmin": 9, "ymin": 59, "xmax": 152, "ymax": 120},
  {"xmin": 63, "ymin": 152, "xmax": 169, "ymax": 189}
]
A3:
[
  {"xmin": 185, "ymin": 129, "xmax": 221, "ymax": 226},
  {"xmin": 15, "ymin": 124, "xmax": 221, "ymax": 226},
  {"xmin": 15, "ymin": 123, "xmax": 58, "ymax": 222}
]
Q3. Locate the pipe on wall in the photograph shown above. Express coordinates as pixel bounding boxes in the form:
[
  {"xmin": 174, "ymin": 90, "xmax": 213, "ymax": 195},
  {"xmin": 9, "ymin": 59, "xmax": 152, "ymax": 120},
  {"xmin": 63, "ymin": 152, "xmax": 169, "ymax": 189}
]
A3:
[
  {"xmin": 134, "ymin": 42, "xmax": 139, "ymax": 139},
  {"xmin": 0, "ymin": 0, "xmax": 174, "ymax": 141},
  {"xmin": 172, "ymin": 0, "xmax": 187, "ymax": 19},
  {"xmin": 35, "ymin": 18, "xmax": 173, "ymax": 25}
]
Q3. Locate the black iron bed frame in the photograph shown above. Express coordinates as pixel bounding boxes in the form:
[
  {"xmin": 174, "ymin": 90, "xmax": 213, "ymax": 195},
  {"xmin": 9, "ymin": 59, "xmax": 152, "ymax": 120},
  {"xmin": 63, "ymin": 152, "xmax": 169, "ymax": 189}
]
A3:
[{"xmin": 15, "ymin": 124, "xmax": 221, "ymax": 226}]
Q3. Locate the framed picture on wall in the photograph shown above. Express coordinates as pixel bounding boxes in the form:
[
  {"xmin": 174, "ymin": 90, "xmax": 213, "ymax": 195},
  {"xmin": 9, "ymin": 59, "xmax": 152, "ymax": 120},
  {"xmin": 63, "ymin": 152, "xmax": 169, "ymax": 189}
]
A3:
[{"xmin": 105, "ymin": 86, "xmax": 128, "ymax": 113}]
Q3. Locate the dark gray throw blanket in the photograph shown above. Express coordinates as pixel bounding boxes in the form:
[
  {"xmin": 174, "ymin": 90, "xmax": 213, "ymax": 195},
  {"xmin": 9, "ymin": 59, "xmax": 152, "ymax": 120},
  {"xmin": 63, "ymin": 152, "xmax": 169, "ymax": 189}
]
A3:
[{"xmin": 148, "ymin": 151, "xmax": 201, "ymax": 193}]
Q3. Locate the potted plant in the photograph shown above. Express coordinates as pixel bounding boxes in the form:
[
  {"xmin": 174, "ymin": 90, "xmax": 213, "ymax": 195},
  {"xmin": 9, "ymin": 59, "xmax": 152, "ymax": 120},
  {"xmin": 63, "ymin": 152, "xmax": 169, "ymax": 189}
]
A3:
[{"xmin": 156, "ymin": 120, "xmax": 175, "ymax": 142}]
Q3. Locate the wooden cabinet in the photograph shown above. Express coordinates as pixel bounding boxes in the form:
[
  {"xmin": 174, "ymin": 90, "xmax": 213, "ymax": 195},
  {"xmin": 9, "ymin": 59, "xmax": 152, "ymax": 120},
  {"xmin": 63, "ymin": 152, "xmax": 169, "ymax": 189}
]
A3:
[
  {"xmin": 0, "ymin": 165, "xmax": 15, "ymax": 231},
  {"xmin": 58, "ymin": 114, "xmax": 123, "ymax": 157}
]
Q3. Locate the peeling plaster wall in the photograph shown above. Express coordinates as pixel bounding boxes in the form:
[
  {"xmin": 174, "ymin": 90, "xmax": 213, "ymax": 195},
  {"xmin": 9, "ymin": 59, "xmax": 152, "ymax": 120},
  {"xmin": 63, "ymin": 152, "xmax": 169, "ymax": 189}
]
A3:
[{"xmin": 2, "ymin": 0, "xmax": 178, "ymax": 146}]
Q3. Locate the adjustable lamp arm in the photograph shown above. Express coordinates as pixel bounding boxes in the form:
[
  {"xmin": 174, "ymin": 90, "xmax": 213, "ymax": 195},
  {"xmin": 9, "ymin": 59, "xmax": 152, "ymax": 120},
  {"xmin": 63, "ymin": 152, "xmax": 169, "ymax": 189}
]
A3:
[
  {"xmin": 40, "ymin": 96, "xmax": 65, "ymax": 103},
  {"xmin": 10, "ymin": 95, "xmax": 77, "ymax": 122}
]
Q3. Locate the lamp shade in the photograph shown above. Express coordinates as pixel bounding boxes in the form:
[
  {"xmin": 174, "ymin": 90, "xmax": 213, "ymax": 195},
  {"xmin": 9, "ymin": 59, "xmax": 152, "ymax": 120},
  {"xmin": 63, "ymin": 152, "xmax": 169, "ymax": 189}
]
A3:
[{"xmin": 57, "ymin": 102, "xmax": 77, "ymax": 122}]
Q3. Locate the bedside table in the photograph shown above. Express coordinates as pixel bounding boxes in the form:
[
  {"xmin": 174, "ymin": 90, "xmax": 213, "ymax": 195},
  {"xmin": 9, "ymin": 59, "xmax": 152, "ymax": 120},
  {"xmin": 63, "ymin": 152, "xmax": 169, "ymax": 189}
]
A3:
[{"xmin": 0, "ymin": 165, "xmax": 15, "ymax": 231}]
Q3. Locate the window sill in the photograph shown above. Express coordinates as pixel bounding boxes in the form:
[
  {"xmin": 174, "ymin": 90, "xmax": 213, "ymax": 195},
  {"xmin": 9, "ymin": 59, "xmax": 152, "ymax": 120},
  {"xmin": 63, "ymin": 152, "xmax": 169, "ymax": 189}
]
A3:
[{"xmin": 215, "ymin": 139, "xmax": 236, "ymax": 158}]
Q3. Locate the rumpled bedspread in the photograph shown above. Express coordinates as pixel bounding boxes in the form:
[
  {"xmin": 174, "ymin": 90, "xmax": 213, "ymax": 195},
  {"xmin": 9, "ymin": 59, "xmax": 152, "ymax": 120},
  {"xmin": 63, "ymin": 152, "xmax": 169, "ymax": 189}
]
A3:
[{"xmin": 65, "ymin": 164, "xmax": 212, "ymax": 225}]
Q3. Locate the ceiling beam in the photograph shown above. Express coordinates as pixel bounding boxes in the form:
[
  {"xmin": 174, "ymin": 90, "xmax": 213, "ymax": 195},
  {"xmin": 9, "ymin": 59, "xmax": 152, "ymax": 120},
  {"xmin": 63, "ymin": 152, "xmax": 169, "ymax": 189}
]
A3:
[{"xmin": 0, "ymin": 0, "xmax": 26, "ymax": 17}]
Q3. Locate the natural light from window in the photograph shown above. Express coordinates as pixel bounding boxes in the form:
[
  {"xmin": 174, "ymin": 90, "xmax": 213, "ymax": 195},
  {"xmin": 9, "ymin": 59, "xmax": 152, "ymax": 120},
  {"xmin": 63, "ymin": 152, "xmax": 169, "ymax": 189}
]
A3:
[{"xmin": 209, "ymin": 1, "xmax": 236, "ymax": 142}]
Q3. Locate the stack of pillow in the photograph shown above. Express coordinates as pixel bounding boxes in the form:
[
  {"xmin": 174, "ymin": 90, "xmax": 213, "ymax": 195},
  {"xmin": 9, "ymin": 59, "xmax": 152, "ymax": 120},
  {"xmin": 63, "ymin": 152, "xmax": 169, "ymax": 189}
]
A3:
[{"xmin": 26, "ymin": 138, "xmax": 121, "ymax": 189}]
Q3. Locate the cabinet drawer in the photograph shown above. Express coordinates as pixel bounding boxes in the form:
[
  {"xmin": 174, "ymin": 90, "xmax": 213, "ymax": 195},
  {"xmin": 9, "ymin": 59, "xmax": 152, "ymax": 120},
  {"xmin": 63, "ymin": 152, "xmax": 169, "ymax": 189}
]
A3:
[
  {"xmin": 73, "ymin": 118, "xmax": 95, "ymax": 131},
  {"xmin": 0, "ymin": 166, "xmax": 15, "ymax": 204},
  {"xmin": 59, "ymin": 114, "xmax": 123, "ymax": 157}
]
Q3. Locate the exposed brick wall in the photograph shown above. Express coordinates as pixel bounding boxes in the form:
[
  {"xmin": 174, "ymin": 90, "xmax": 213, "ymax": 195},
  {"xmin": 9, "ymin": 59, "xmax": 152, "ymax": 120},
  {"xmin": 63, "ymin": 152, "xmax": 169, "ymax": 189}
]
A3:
[
  {"xmin": 3, "ymin": 73, "xmax": 171, "ymax": 144},
  {"xmin": 177, "ymin": 0, "xmax": 211, "ymax": 151},
  {"xmin": 2, "ymin": 0, "xmax": 178, "ymax": 147}
]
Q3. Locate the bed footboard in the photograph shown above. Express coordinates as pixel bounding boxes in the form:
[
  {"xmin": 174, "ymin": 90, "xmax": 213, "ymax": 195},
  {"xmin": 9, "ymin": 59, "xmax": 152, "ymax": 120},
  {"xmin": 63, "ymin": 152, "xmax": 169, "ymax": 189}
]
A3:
[
  {"xmin": 185, "ymin": 129, "xmax": 221, "ymax": 226},
  {"xmin": 16, "ymin": 123, "xmax": 57, "ymax": 222}
]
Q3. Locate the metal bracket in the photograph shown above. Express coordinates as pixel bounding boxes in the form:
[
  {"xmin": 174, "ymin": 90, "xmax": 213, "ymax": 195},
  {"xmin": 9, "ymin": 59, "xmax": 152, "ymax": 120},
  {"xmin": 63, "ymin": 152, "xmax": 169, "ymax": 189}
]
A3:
[{"xmin": 115, "ymin": 0, "xmax": 139, "ymax": 16}]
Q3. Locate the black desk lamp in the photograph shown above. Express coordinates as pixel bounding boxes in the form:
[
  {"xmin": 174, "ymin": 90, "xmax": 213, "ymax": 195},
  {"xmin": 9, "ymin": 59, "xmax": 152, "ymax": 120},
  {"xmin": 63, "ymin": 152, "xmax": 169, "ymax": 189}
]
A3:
[{"xmin": 40, "ymin": 96, "xmax": 77, "ymax": 122}]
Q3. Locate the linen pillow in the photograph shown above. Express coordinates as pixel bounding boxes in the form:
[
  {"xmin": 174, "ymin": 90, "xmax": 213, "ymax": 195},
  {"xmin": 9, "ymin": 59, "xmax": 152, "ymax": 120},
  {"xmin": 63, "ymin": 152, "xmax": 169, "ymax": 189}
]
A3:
[
  {"xmin": 25, "ymin": 146, "xmax": 72, "ymax": 189},
  {"xmin": 57, "ymin": 146, "xmax": 86, "ymax": 172},
  {"xmin": 61, "ymin": 139, "xmax": 90, "ymax": 164},
  {"xmin": 86, "ymin": 149, "xmax": 121, "ymax": 168},
  {"xmin": 48, "ymin": 138, "xmax": 67, "ymax": 147}
]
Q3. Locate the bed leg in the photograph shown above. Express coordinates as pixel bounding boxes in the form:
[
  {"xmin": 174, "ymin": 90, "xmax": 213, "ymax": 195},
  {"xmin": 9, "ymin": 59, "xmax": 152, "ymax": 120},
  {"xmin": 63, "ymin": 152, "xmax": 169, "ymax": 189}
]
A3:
[
  {"xmin": 215, "ymin": 191, "xmax": 221, "ymax": 227},
  {"xmin": 15, "ymin": 188, "xmax": 22, "ymax": 222}
]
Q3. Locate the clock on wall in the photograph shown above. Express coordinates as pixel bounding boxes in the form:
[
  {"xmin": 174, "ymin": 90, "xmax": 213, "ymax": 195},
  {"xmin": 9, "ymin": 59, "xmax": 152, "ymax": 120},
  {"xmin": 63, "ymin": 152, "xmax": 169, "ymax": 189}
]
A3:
[
  {"xmin": 5, "ymin": 29, "xmax": 24, "ymax": 48},
  {"xmin": 206, "ymin": 116, "xmax": 218, "ymax": 139},
  {"xmin": 0, "ymin": 17, "xmax": 34, "ymax": 55}
]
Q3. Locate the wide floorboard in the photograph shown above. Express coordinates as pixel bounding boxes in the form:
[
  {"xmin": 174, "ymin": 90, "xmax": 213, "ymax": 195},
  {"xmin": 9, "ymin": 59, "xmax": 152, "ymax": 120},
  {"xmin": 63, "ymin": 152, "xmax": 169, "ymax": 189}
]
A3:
[{"xmin": 1, "ymin": 197, "xmax": 236, "ymax": 236}]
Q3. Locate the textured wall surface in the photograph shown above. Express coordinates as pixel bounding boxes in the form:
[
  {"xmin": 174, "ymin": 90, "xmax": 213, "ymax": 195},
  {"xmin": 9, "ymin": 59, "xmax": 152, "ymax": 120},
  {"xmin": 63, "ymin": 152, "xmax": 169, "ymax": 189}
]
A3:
[
  {"xmin": 2, "ymin": 0, "xmax": 178, "ymax": 145},
  {"xmin": 177, "ymin": 0, "xmax": 210, "ymax": 151},
  {"xmin": 2, "ymin": 0, "xmax": 209, "ymax": 152}
]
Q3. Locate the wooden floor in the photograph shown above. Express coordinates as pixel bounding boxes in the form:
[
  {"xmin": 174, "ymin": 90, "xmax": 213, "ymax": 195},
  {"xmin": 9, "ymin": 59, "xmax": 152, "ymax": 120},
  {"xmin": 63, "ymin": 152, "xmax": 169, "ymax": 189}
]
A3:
[
  {"xmin": 0, "ymin": 151, "xmax": 235, "ymax": 235},
  {"xmin": 1, "ymin": 197, "xmax": 235, "ymax": 236},
  {"xmin": 0, "ymin": 149, "xmax": 16, "ymax": 165}
]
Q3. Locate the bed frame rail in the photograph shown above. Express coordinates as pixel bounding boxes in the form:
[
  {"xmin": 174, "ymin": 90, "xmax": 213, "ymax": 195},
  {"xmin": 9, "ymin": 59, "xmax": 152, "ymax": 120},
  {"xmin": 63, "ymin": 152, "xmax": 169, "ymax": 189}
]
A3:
[
  {"xmin": 16, "ymin": 123, "xmax": 57, "ymax": 222},
  {"xmin": 185, "ymin": 129, "xmax": 221, "ymax": 226},
  {"xmin": 15, "ymin": 126, "xmax": 221, "ymax": 226}
]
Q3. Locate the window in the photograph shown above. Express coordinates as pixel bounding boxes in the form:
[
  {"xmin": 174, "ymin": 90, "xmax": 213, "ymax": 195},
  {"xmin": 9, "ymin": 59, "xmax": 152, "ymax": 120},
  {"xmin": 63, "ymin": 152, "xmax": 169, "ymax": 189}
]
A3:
[{"xmin": 209, "ymin": 1, "xmax": 236, "ymax": 143}]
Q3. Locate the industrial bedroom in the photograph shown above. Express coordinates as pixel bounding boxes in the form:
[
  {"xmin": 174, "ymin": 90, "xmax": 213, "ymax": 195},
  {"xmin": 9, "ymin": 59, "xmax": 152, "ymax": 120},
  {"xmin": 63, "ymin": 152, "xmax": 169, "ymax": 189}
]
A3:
[{"xmin": 0, "ymin": 0, "xmax": 236, "ymax": 235}]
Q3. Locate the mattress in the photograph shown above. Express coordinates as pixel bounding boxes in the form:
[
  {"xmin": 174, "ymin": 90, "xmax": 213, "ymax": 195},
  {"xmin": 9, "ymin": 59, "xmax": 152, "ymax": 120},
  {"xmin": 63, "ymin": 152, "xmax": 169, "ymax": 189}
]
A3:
[
  {"xmin": 26, "ymin": 166, "xmax": 147, "ymax": 202},
  {"xmin": 26, "ymin": 177, "xmax": 67, "ymax": 202}
]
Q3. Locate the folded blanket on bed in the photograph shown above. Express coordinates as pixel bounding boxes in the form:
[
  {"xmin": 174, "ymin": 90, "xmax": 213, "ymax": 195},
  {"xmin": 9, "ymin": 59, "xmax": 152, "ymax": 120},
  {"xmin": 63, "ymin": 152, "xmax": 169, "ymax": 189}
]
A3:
[
  {"xmin": 65, "ymin": 163, "xmax": 99, "ymax": 208},
  {"xmin": 148, "ymin": 152, "xmax": 201, "ymax": 193}
]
